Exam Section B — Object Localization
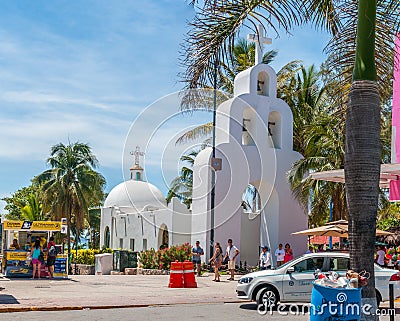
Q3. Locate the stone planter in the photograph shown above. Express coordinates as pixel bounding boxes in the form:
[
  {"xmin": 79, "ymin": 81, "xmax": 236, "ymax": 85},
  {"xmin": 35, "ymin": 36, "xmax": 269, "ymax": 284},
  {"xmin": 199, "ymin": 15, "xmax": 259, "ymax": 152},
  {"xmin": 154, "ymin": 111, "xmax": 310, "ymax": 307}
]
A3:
[
  {"xmin": 74, "ymin": 264, "xmax": 95, "ymax": 275},
  {"xmin": 141, "ymin": 269, "xmax": 169, "ymax": 275},
  {"xmin": 110, "ymin": 271, "xmax": 125, "ymax": 275}
]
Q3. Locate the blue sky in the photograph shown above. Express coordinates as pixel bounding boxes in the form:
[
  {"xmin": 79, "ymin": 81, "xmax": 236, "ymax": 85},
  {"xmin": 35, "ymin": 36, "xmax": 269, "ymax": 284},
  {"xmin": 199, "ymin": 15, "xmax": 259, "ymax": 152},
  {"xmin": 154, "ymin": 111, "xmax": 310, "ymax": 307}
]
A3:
[{"xmin": 0, "ymin": 1, "xmax": 330, "ymax": 213}]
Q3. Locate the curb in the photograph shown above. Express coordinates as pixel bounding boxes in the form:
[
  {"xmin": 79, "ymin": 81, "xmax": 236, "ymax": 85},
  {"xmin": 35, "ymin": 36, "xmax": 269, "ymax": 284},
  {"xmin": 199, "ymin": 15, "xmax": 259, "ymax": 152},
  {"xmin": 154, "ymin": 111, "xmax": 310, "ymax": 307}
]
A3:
[{"xmin": 0, "ymin": 300, "xmax": 247, "ymax": 314}]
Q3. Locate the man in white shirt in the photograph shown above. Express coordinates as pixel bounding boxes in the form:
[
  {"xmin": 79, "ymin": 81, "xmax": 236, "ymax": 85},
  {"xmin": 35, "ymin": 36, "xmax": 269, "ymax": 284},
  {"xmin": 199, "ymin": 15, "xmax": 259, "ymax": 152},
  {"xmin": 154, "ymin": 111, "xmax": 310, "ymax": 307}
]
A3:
[
  {"xmin": 224, "ymin": 239, "xmax": 240, "ymax": 281},
  {"xmin": 275, "ymin": 243, "xmax": 285, "ymax": 267},
  {"xmin": 259, "ymin": 246, "xmax": 271, "ymax": 270},
  {"xmin": 375, "ymin": 246, "xmax": 386, "ymax": 267}
]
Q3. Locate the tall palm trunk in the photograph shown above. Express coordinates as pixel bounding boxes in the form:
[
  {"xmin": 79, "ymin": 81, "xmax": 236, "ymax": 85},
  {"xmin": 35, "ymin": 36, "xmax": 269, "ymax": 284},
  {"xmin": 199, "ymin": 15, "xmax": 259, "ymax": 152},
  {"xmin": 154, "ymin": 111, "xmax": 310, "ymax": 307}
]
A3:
[{"xmin": 345, "ymin": 1, "xmax": 380, "ymax": 319}]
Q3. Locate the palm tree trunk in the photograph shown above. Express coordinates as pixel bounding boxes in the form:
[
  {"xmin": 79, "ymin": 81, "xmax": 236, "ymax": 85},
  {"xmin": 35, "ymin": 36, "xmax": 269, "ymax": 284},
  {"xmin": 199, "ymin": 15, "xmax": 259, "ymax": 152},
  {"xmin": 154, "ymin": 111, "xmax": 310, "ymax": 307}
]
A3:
[
  {"xmin": 345, "ymin": 80, "xmax": 380, "ymax": 321},
  {"xmin": 345, "ymin": 1, "xmax": 380, "ymax": 319},
  {"xmin": 67, "ymin": 200, "xmax": 72, "ymax": 274}
]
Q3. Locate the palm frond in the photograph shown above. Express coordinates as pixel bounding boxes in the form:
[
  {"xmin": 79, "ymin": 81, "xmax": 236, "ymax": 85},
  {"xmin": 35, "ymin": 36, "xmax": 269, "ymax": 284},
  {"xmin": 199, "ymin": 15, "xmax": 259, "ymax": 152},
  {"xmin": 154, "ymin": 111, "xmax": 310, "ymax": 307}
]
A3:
[{"xmin": 180, "ymin": 0, "xmax": 302, "ymax": 94}]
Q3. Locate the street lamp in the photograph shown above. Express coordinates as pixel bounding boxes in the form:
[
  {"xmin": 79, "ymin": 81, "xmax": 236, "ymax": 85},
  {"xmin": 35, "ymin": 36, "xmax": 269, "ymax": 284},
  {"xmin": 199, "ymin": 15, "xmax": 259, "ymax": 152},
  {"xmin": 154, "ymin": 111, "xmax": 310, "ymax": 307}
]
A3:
[{"xmin": 210, "ymin": 60, "xmax": 218, "ymax": 259}]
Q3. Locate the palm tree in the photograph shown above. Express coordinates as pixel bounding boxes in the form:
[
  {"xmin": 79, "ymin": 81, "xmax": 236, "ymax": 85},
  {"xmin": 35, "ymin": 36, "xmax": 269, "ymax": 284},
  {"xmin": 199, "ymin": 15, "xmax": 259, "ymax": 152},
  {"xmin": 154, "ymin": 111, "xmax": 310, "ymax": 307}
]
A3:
[
  {"xmin": 344, "ymin": 1, "xmax": 381, "ymax": 311},
  {"xmin": 20, "ymin": 192, "xmax": 48, "ymax": 221},
  {"xmin": 35, "ymin": 142, "xmax": 106, "ymax": 257},
  {"xmin": 166, "ymin": 149, "xmax": 199, "ymax": 208},
  {"xmin": 182, "ymin": 1, "xmax": 399, "ymax": 314},
  {"xmin": 182, "ymin": 1, "xmax": 397, "ymax": 100}
]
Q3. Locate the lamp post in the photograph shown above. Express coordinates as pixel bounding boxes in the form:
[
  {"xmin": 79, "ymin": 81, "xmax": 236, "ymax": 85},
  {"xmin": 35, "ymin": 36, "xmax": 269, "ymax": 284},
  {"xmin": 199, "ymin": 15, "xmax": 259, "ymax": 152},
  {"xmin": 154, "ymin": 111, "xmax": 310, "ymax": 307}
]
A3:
[{"xmin": 210, "ymin": 60, "xmax": 218, "ymax": 259}]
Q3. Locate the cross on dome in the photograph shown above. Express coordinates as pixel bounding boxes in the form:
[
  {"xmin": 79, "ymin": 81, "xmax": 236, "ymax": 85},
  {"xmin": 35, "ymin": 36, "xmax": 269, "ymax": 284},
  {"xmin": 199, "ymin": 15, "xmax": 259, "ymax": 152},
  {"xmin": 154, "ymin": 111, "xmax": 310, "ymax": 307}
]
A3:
[
  {"xmin": 130, "ymin": 146, "xmax": 145, "ymax": 181},
  {"xmin": 247, "ymin": 24, "xmax": 272, "ymax": 65},
  {"xmin": 131, "ymin": 146, "xmax": 145, "ymax": 166}
]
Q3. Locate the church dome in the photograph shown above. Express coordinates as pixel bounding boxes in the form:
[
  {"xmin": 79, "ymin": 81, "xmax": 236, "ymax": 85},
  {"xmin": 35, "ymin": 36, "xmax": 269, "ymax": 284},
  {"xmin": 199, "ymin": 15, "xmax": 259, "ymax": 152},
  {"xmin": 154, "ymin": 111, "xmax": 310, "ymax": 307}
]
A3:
[{"xmin": 104, "ymin": 180, "xmax": 166, "ymax": 211}]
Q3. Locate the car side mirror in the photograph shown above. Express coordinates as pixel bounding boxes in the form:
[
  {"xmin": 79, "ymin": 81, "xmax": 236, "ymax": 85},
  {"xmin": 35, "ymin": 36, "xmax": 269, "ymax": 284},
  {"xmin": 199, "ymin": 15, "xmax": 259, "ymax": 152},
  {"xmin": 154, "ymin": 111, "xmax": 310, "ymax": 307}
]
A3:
[{"xmin": 287, "ymin": 266, "xmax": 295, "ymax": 274}]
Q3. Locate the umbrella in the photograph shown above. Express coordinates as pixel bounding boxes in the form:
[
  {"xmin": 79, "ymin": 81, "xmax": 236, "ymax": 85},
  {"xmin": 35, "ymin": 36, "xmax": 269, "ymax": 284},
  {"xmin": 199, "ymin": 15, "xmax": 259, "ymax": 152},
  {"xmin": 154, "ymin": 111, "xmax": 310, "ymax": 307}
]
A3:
[
  {"xmin": 292, "ymin": 220, "xmax": 393, "ymax": 238},
  {"xmin": 292, "ymin": 225, "xmax": 348, "ymax": 238}
]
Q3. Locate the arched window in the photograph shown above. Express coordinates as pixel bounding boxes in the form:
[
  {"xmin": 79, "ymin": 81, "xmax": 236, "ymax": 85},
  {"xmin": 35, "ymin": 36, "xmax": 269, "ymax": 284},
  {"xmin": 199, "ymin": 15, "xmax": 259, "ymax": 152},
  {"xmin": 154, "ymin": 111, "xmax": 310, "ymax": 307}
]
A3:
[
  {"xmin": 268, "ymin": 111, "xmax": 282, "ymax": 149},
  {"xmin": 136, "ymin": 172, "xmax": 141, "ymax": 181},
  {"xmin": 257, "ymin": 71, "xmax": 270, "ymax": 96},
  {"xmin": 242, "ymin": 107, "xmax": 256, "ymax": 146}
]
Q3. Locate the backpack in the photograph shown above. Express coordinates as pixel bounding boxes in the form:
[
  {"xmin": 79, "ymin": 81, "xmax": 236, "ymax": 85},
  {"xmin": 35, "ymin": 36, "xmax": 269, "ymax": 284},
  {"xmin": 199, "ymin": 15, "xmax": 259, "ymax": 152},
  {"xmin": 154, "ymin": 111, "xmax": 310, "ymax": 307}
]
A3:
[{"xmin": 48, "ymin": 245, "xmax": 57, "ymax": 257}]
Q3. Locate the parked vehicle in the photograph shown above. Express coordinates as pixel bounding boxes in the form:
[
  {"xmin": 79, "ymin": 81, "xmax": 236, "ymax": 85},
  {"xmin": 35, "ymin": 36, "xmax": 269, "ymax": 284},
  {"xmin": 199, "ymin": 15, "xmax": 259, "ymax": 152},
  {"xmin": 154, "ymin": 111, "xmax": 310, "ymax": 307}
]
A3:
[{"xmin": 236, "ymin": 252, "xmax": 400, "ymax": 308}]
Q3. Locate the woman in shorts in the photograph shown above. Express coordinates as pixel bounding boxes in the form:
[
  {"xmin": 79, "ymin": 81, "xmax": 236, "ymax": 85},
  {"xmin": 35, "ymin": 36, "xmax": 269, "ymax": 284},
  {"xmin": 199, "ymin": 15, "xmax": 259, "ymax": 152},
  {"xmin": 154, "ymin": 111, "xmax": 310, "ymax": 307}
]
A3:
[{"xmin": 31, "ymin": 239, "xmax": 42, "ymax": 279}]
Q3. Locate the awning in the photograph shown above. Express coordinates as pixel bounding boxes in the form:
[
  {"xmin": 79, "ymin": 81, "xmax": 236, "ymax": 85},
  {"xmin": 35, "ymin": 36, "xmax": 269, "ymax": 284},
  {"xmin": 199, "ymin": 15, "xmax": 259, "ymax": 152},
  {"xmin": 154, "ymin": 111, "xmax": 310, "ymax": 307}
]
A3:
[
  {"xmin": 292, "ymin": 220, "xmax": 393, "ymax": 238},
  {"xmin": 310, "ymin": 163, "xmax": 400, "ymax": 189}
]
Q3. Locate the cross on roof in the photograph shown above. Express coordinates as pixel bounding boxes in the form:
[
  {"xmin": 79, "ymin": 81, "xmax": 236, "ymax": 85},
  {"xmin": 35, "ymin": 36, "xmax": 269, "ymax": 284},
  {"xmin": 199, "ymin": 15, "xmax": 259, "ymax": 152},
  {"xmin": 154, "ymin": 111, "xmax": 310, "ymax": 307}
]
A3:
[
  {"xmin": 247, "ymin": 24, "xmax": 272, "ymax": 65},
  {"xmin": 130, "ymin": 146, "xmax": 145, "ymax": 165}
]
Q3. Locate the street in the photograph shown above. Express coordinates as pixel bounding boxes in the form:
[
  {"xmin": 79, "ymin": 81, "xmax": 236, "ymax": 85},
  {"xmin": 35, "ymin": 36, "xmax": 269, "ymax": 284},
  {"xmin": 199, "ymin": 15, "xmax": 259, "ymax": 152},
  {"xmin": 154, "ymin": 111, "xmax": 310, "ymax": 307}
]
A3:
[{"xmin": 2, "ymin": 303, "xmax": 397, "ymax": 321}]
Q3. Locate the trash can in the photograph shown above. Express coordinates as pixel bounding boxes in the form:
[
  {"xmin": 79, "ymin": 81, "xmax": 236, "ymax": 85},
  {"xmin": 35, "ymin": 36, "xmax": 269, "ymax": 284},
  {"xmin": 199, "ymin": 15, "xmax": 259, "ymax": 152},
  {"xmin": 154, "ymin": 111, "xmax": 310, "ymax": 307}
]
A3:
[
  {"xmin": 310, "ymin": 281, "xmax": 362, "ymax": 321},
  {"xmin": 113, "ymin": 250, "xmax": 138, "ymax": 272}
]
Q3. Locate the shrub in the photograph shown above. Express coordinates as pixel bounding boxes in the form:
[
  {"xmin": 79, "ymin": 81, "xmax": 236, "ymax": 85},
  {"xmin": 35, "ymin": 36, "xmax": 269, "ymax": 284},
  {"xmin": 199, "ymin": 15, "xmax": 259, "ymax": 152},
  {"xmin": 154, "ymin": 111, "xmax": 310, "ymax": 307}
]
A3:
[
  {"xmin": 71, "ymin": 248, "xmax": 113, "ymax": 265},
  {"xmin": 139, "ymin": 243, "xmax": 192, "ymax": 270}
]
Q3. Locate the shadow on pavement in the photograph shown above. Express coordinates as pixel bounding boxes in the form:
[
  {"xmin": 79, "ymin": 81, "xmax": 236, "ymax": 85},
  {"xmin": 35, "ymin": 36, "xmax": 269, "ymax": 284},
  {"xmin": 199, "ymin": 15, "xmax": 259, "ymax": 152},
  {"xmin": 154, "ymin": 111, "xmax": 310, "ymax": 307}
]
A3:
[{"xmin": 0, "ymin": 295, "xmax": 19, "ymax": 304}]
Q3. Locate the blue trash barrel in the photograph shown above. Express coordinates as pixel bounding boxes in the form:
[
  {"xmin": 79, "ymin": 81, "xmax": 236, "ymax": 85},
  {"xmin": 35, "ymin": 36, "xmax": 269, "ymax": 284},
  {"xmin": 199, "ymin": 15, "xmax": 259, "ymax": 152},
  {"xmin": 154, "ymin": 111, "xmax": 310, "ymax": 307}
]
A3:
[{"xmin": 310, "ymin": 281, "xmax": 362, "ymax": 321}]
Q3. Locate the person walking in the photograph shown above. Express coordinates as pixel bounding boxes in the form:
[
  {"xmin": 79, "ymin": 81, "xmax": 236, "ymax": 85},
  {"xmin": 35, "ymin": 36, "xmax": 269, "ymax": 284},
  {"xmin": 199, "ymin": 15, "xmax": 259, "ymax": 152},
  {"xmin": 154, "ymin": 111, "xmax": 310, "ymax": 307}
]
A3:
[
  {"xmin": 192, "ymin": 241, "xmax": 204, "ymax": 277},
  {"xmin": 275, "ymin": 244, "xmax": 285, "ymax": 267},
  {"xmin": 31, "ymin": 239, "xmax": 42, "ymax": 279},
  {"xmin": 259, "ymin": 246, "xmax": 271, "ymax": 270},
  {"xmin": 284, "ymin": 243, "xmax": 294, "ymax": 263},
  {"xmin": 47, "ymin": 236, "xmax": 57, "ymax": 279},
  {"xmin": 224, "ymin": 239, "xmax": 240, "ymax": 281},
  {"xmin": 375, "ymin": 245, "xmax": 386, "ymax": 267},
  {"xmin": 208, "ymin": 242, "xmax": 223, "ymax": 282}
]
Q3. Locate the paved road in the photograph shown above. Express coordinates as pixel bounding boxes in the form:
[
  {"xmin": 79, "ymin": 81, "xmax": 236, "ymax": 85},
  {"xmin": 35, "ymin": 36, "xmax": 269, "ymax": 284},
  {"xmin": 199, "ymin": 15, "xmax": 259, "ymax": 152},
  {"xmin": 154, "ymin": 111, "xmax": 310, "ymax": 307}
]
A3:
[
  {"xmin": 0, "ymin": 274, "xmax": 239, "ymax": 310},
  {"xmin": 3, "ymin": 303, "xmax": 308, "ymax": 321},
  {"xmin": 3, "ymin": 303, "xmax": 397, "ymax": 321}
]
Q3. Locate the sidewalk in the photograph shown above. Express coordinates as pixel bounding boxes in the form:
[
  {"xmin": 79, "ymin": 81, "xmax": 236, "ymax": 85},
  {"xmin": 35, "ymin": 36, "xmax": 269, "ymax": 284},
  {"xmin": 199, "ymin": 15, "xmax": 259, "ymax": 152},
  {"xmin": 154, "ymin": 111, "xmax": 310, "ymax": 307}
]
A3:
[
  {"xmin": 0, "ymin": 274, "xmax": 399, "ymax": 313},
  {"xmin": 0, "ymin": 274, "xmax": 241, "ymax": 312}
]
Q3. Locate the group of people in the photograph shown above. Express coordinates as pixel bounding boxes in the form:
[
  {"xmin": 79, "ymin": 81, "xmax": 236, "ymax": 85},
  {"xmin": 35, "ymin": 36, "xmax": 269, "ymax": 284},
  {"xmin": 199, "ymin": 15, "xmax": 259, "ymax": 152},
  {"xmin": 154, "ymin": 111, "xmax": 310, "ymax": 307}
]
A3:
[
  {"xmin": 192, "ymin": 241, "xmax": 296, "ymax": 279},
  {"xmin": 375, "ymin": 244, "xmax": 400, "ymax": 269},
  {"xmin": 192, "ymin": 239, "xmax": 240, "ymax": 282},
  {"xmin": 30, "ymin": 236, "xmax": 57, "ymax": 279},
  {"xmin": 260, "ymin": 243, "xmax": 294, "ymax": 269}
]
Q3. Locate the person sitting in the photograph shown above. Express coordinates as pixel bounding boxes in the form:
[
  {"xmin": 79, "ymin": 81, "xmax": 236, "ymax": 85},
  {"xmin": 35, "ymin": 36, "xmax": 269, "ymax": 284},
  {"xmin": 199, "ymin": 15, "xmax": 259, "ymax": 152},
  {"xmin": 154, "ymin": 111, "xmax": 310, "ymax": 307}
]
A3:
[{"xmin": 10, "ymin": 239, "xmax": 20, "ymax": 250}]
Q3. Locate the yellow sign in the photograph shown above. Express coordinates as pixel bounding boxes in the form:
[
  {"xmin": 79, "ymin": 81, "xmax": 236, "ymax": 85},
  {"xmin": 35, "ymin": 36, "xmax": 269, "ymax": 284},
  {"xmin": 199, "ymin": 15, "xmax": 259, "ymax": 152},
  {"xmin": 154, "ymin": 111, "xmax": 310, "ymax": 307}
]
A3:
[
  {"xmin": 3, "ymin": 220, "xmax": 62, "ymax": 231},
  {"xmin": 6, "ymin": 251, "xmax": 28, "ymax": 261},
  {"xmin": 31, "ymin": 221, "xmax": 61, "ymax": 231},
  {"xmin": 4, "ymin": 221, "xmax": 23, "ymax": 230}
]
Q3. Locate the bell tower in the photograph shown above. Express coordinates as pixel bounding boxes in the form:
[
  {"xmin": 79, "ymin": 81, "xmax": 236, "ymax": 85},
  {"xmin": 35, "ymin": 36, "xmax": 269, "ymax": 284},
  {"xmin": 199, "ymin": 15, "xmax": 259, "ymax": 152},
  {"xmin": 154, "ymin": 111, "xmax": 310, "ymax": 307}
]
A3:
[{"xmin": 191, "ymin": 28, "xmax": 307, "ymax": 263}]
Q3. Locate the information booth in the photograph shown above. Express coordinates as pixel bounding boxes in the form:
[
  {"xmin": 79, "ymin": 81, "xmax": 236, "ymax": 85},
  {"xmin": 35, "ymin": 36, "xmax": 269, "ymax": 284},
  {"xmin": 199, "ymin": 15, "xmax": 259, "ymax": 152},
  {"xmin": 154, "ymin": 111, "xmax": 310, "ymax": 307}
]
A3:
[{"xmin": 2, "ymin": 220, "xmax": 68, "ymax": 278}]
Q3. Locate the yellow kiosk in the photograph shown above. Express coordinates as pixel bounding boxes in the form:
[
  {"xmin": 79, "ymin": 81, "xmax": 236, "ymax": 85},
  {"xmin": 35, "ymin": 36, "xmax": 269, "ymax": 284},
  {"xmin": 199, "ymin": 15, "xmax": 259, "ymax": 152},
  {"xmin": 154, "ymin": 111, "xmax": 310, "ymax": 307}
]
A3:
[{"xmin": 2, "ymin": 220, "xmax": 68, "ymax": 278}]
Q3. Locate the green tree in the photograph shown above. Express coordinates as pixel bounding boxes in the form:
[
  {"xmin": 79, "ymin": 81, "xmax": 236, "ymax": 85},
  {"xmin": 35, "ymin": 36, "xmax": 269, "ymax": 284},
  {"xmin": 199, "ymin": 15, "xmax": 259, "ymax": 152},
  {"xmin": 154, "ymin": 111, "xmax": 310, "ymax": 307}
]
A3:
[
  {"xmin": 1, "ymin": 184, "xmax": 45, "ymax": 220},
  {"xmin": 20, "ymin": 192, "xmax": 47, "ymax": 221},
  {"xmin": 344, "ymin": 1, "xmax": 383, "ymax": 312},
  {"xmin": 87, "ymin": 207, "xmax": 101, "ymax": 249},
  {"xmin": 35, "ymin": 142, "xmax": 106, "ymax": 256},
  {"xmin": 166, "ymin": 149, "xmax": 199, "ymax": 208}
]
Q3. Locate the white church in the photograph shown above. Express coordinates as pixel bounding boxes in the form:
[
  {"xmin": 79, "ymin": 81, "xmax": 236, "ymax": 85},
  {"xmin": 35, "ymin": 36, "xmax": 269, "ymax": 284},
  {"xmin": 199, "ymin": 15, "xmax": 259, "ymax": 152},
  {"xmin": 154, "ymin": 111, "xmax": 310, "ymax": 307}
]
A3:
[
  {"xmin": 100, "ymin": 29, "xmax": 307, "ymax": 265},
  {"xmin": 100, "ymin": 147, "xmax": 191, "ymax": 251}
]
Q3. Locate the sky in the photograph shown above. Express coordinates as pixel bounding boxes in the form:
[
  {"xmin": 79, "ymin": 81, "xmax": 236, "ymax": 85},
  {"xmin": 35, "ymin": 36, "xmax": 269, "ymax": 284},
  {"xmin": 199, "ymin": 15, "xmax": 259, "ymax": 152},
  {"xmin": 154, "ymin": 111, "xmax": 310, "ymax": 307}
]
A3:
[{"xmin": 0, "ymin": 1, "xmax": 330, "ymax": 214}]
